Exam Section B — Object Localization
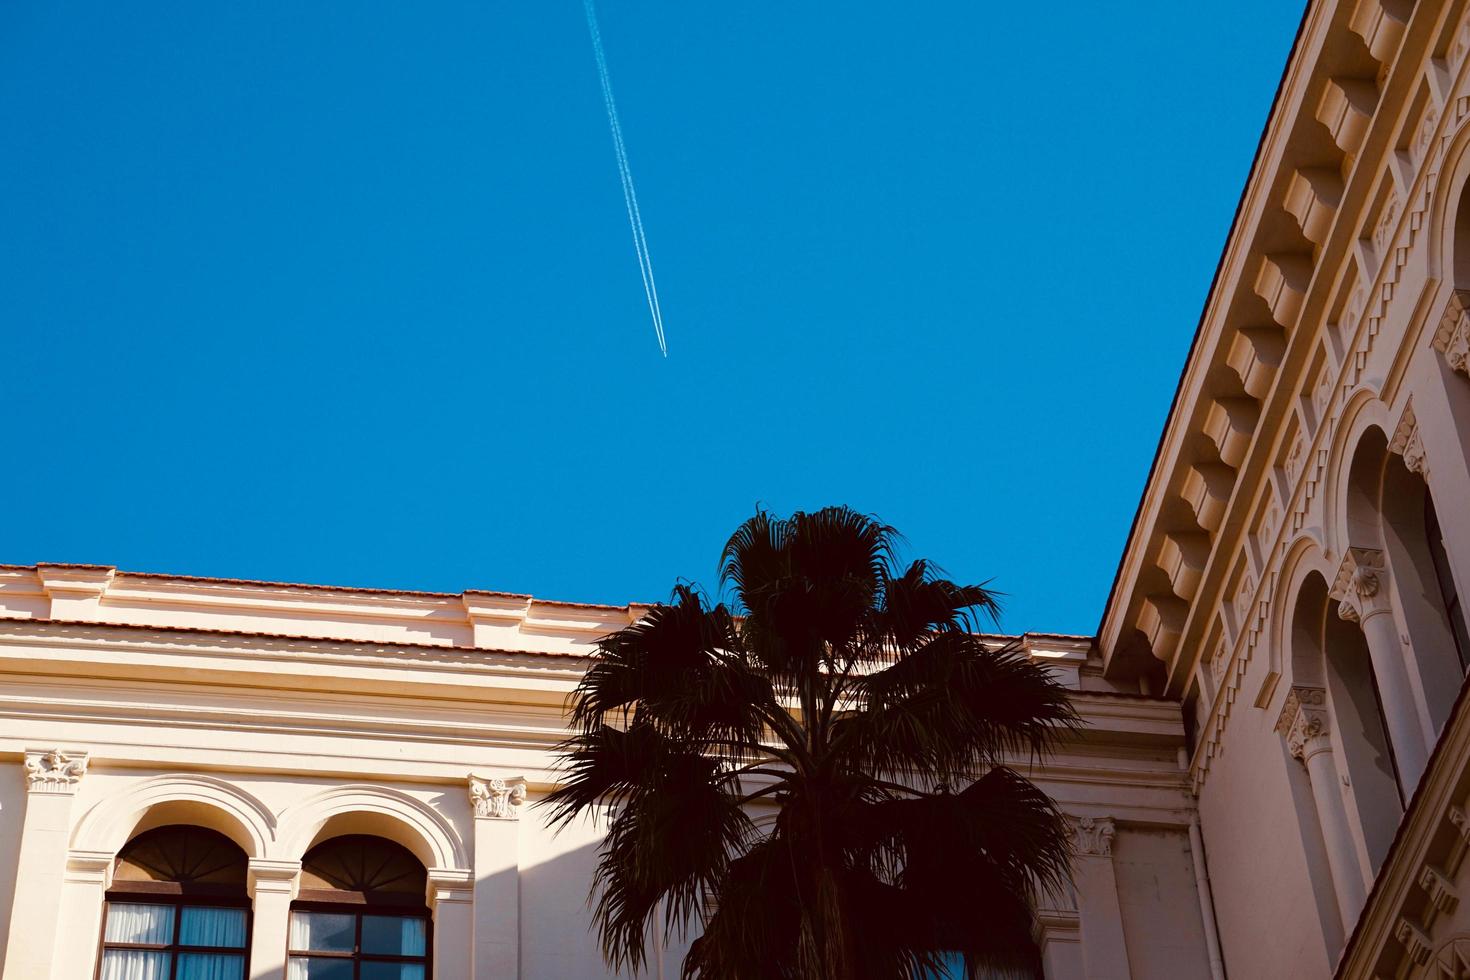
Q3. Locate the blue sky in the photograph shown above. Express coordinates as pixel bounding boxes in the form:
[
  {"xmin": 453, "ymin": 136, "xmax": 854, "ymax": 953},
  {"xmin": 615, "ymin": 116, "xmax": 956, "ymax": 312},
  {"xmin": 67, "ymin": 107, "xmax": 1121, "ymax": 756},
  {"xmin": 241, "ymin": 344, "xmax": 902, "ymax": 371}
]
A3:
[{"xmin": 1, "ymin": 2, "xmax": 1303, "ymax": 634}]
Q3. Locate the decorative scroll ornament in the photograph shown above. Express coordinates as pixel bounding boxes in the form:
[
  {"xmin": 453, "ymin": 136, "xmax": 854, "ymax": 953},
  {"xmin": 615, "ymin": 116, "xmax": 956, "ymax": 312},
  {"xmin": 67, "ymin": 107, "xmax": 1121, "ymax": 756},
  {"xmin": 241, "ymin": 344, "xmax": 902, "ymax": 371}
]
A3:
[
  {"xmin": 1434, "ymin": 289, "xmax": 1470, "ymax": 378},
  {"xmin": 1389, "ymin": 400, "xmax": 1429, "ymax": 480},
  {"xmin": 1068, "ymin": 816, "xmax": 1116, "ymax": 857},
  {"xmin": 24, "ymin": 748, "xmax": 88, "ymax": 793},
  {"xmin": 1274, "ymin": 686, "xmax": 1330, "ymax": 762},
  {"xmin": 469, "ymin": 775, "xmax": 526, "ymax": 820},
  {"xmin": 1332, "ymin": 548, "xmax": 1388, "ymax": 624}
]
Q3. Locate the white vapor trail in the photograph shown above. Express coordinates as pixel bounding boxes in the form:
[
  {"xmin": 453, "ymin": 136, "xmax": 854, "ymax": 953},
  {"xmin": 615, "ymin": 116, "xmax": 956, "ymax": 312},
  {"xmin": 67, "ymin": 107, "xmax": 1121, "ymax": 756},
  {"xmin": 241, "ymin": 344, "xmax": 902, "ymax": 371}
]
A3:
[{"xmin": 583, "ymin": 0, "xmax": 668, "ymax": 357}]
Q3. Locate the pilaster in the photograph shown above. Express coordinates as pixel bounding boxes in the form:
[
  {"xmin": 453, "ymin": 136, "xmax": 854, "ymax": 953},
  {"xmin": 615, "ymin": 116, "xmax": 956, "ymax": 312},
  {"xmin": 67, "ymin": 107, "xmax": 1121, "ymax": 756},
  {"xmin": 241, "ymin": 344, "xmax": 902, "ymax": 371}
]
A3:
[
  {"xmin": 429, "ymin": 868, "xmax": 476, "ymax": 979},
  {"xmin": 248, "ymin": 859, "xmax": 301, "ymax": 980},
  {"xmin": 1068, "ymin": 815, "xmax": 1131, "ymax": 980},
  {"xmin": 53, "ymin": 850, "xmax": 113, "ymax": 979},
  {"xmin": 1, "ymin": 748, "xmax": 90, "ymax": 980},
  {"xmin": 469, "ymin": 774, "xmax": 524, "ymax": 980}
]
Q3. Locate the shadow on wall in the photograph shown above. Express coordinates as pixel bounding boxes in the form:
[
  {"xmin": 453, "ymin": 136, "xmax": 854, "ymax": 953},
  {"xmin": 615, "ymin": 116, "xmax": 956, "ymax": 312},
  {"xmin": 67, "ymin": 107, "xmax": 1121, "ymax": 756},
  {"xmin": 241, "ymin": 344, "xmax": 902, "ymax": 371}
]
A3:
[{"xmin": 518, "ymin": 819, "xmax": 694, "ymax": 979}]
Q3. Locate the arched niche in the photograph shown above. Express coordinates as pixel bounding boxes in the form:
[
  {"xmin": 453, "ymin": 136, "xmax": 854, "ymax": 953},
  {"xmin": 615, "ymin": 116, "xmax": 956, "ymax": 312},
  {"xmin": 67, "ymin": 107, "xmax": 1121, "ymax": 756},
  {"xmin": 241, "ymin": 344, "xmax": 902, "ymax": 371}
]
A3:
[{"xmin": 1291, "ymin": 573, "xmax": 1401, "ymax": 872}]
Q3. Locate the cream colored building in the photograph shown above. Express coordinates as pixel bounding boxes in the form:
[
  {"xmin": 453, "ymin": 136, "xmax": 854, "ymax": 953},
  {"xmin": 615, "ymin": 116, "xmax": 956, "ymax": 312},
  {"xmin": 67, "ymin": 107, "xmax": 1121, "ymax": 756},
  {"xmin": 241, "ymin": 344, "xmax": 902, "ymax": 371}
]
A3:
[{"xmin": 7, "ymin": 0, "xmax": 1470, "ymax": 976}]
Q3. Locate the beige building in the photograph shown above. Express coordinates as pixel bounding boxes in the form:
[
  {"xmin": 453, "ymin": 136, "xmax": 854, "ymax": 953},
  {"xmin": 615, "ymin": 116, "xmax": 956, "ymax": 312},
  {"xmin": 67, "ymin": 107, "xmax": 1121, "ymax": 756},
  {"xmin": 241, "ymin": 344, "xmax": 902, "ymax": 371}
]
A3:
[{"xmin": 5, "ymin": 0, "xmax": 1470, "ymax": 976}]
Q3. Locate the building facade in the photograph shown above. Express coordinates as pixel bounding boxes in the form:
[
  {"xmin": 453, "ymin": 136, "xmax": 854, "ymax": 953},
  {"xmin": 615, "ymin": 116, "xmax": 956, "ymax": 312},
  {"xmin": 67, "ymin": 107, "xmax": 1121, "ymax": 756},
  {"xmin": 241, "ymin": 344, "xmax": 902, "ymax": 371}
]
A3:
[{"xmin": 6, "ymin": 0, "xmax": 1470, "ymax": 976}]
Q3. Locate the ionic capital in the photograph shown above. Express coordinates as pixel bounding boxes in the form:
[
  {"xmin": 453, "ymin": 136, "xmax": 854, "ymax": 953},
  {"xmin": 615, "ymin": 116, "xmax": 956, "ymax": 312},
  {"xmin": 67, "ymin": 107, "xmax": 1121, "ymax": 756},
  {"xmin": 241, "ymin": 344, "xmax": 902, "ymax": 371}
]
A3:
[
  {"xmin": 24, "ymin": 747, "xmax": 88, "ymax": 795},
  {"xmin": 1332, "ymin": 548, "xmax": 1391, "ymax": 624},
  {"xmin": 1275, "ymin": 686, "xmax": 1332, "ymax": 762},
  {"xmin": 469, "ymin": 773, "xmax": 526, "ymax": 820}
]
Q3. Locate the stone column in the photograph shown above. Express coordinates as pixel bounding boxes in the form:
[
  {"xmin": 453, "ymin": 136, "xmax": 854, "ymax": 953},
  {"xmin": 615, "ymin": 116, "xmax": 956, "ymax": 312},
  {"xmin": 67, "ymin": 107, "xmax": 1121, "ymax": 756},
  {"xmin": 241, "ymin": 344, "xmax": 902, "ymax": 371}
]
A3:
[
  {"xmin": 1068, "ymin": 815, "xmax": 1131, "ymax": 980},
  {"xmin": 429, "ymin": 869, "xmax": 476, "ymax": 978},
  {"xmin": 1, "ymin": 748, "xmax": 89, "ymax": 980},
  {"xmin": 469, "ymin": 774, "xmax": 524, "ymax": 980},
  {"xmin": 1333, "ymin": 548, "xmax": 1429, "ymax": 792},
  {"xmin": 247, "ymin": 859, "xmax": 301, "ymax": 980},
  {"xmin": 1277, "ymin": 687, "xmax": 1366, "ymax": 932}
]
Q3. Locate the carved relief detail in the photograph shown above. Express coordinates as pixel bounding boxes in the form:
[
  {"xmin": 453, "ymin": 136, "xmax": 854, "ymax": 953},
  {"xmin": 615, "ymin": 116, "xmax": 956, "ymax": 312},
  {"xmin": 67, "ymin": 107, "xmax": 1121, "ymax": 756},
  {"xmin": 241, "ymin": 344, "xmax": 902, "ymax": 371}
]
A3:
[
  {"xmin": 1432, "ymin": 936, "xmax": 1470, "ymax": 976},
  {"xmin": 1396, "ymin": 917, "xmax": 1433, "ymax": 965},
  {"xmin": 1332, "ymin": 548, "xmax": 1389, "ymax": 624},
  {"xmin": 1068, "ymin": 816, "xmax": 1116, "ymax": 857},
  {"xmin": 469, "ymin": 774, "xmax": 527, "ymax": 820},
  {"xmin": 1421, "ymin": 865, "xmax": 1459, "ymax": 917},
  {"xmin": 1389, "ymin": 399, "xmax": 1429, "ymax": 479},
  {"xmin": 1274, "ymin": 686, "xmax": 1331, "ymax": 761},
  {"xmin": 24, "ymin": 748, "xmax": 88, "ymax": 794},
  {"xmin": 1435, "ymin": 290, "xmax": 1470, "ymax": 378}
]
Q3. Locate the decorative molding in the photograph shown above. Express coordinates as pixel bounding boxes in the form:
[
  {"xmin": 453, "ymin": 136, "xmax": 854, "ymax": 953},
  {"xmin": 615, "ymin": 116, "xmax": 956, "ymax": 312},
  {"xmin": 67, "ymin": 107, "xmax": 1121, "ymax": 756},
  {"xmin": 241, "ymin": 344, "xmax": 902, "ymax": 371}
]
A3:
[
  {"xmin": 1433, "ymin": 289, "xmax": 1470, "ymax": 378},
  {"xmin": 1420, "ymin": 865, "xmax": 1458, "ymax": 918},
  {"xmin": 1068, "ymin": 816, "xmax": 1116, "ymax": 857},
  {"xmin": 469, "ymin": 774, "xmax": 526, "ymax": 820},
  {"xmin": 1388, "ymin": 399, "xmax": 1429, "ymax": 479},
  {"xmin": 24, "ymin": 748, "xmax": 88, "ymax": 794},
  {"xmin": 1332, "ymin": 547, "xmax": 1389, "ymax": 624},
  {"xmin": 1274, "ymin": 686, "xmax": 1331, "ymax": 762}
]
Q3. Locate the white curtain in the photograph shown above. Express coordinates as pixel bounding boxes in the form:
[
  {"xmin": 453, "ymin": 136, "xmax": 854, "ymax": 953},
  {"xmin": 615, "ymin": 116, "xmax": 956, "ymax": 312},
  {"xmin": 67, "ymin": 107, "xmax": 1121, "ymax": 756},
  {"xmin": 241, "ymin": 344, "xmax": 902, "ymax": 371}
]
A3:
[
  {"xmin": 104, "ymin": 903, "xmax": 174, "ymax": 945},
  {"xmin": 179, "ymin": 907, "xmax": 247, "ymax": 948},
  {"xmin": 98, "ymin": 949, "xmax": 170, "ymax": 980},
  {"xmin": 176, "ymin": 952, "xmax": 244, "ymax": 980}
]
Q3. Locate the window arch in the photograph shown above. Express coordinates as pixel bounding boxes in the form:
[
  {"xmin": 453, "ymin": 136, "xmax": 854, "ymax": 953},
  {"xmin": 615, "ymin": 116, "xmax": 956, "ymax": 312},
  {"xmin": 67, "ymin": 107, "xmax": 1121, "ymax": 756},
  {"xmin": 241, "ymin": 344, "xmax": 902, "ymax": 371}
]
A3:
[
  {"xmin": 98, "ymin": 825, "xmax": 251, "ymax": 980},
  {"xmin": 287, "ymin": 835, "xmax": 431, "ymax": 979}
]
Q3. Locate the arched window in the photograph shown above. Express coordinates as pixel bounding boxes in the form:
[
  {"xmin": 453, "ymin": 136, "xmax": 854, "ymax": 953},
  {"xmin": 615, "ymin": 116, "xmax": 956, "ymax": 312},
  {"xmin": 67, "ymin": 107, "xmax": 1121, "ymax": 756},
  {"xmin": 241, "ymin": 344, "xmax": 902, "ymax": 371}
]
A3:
[
  {"xmin": 1427, "ymin": 496, "xmax": 1470, "ymax": 671},
  {"xmin": 98, "ymin": 825, "xmax": 251, "ymax": 980},
  {"xmin": 287, "ymin": 835, "xmax": 431, "ymax": 979}
]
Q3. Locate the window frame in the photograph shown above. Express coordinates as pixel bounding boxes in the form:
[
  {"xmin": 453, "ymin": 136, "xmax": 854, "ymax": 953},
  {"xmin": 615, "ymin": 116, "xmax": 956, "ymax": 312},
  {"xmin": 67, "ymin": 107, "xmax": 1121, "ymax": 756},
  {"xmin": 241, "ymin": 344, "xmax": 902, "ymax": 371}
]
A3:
[
  {"xmin": 285, "ymin": 900, "xmax": 434, "ymax": 979},
  {"xmin": 95, "ymin": 893, "xmax": 253, "ymax": 980}
]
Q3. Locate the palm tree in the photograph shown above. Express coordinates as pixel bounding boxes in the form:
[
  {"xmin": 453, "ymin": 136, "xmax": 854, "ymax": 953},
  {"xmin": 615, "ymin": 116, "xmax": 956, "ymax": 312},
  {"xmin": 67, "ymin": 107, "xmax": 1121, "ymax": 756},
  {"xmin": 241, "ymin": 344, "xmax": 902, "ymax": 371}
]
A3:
[{"xmin": 543, "ymin": 507, "xmax": 1078, "ymax": 980}]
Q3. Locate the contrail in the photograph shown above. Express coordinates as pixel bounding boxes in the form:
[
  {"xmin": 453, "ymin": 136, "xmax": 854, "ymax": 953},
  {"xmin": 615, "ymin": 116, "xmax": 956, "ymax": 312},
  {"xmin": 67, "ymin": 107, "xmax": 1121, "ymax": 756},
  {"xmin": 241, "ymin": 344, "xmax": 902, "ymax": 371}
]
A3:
[{"xmin": 583, "ymin": 0, "xmax": 668, "ymax": 357}]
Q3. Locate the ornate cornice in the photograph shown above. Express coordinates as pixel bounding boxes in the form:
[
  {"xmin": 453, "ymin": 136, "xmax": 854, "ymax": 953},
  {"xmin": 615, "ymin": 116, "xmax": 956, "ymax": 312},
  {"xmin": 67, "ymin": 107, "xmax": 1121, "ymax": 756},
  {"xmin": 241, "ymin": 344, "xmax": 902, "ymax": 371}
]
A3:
[
  {"xmin": 24, "ymin": 747, "xmax": 88, "ymax": 794},
  {"xmin": 469, "ymin": 774, "xmax": 526, "ymax": 820},
  {"xmin": 1332, "ymin": 548, "xmax": 1389, "ymax": 624},
  {"xmin": 1068, "ymin": 815, "xmax": 1116, "ymax": 857},
  {"xmin": 1274, "ymin": 686, "xmax": 1331, "ymax": 762}
]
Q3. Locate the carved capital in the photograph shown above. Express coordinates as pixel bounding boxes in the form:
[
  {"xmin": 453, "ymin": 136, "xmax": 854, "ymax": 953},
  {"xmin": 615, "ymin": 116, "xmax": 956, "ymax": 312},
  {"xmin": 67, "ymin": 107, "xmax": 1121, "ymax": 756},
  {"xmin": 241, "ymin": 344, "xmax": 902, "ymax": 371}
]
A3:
[
  {"xmin": 1332, "ymin": 548, "xmax": 1390, "ymax": 623},
  {"xmin": 1275, "ymin": 686, "xmax": 1331, "ymax": 761},
  {"xmin": 469, "ymin": 774, "xmax": 526, "ymax": 820},
  {"xmin": 24, "ymin": 748, "xmax": 88, "ymax": 794},
  {"xmin": 1389, "ymin": 400, "xmax": 1429, "ymax": 480},
  {"xmin": 1068, "ymin": 816, "xmax": 1116, "ymax": 857},
  {"xmin": 1434, "ymin": 289, "xmax": 1470, "ymax": 378}
]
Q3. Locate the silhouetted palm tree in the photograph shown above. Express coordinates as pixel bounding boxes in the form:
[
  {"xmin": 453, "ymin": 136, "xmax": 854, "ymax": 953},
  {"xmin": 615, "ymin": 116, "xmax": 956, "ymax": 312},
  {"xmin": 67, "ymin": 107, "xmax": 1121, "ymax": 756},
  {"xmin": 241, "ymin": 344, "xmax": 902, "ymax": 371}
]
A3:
[{"xmin": 544, "ymin": 507, "xmax": 1078, "ymax": 980}]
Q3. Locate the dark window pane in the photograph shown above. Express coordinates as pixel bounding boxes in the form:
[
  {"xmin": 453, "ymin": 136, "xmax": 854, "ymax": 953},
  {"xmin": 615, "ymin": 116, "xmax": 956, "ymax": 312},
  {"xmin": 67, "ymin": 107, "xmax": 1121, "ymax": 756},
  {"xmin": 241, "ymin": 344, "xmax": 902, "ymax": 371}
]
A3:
[
  {"xmin": 286, "ymin": 957, "xmax": 355, "ymax": 980},
  {"xmin": 361, "ymin": 915, "xmax": 427, "ymax": 956},
  {"xmin": 361, "ymin": 962, "xmax": 426, "ymax": 980}
]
